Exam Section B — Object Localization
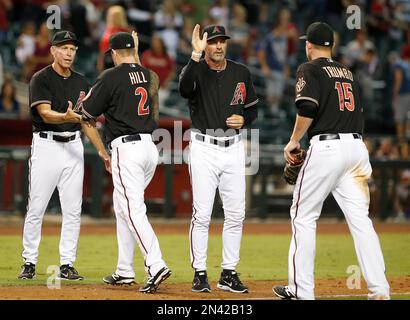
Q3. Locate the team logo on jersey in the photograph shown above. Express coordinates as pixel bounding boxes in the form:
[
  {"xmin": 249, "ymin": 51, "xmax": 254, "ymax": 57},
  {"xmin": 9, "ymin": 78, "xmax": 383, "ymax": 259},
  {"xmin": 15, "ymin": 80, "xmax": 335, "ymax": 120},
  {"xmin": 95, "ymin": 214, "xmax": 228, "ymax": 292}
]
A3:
[
  {"xmin": 73, "ymin": 91, "xmax": 86, "ymax": 112},
  {"xmin": 230, "ymin": 82, "xmax": 246, "ymax": 105},
  {"xmin": 296, "ymin": 77, "xmax": 306, "ymax": 93}
]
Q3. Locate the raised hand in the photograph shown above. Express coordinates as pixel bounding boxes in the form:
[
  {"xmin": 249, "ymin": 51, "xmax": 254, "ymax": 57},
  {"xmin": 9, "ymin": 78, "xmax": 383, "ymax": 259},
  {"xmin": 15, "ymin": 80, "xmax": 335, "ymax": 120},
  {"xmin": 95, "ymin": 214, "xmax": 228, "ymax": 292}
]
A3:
[{"xmin": 191, "ymin": 24, "xmax": 207, "ymax": 54}]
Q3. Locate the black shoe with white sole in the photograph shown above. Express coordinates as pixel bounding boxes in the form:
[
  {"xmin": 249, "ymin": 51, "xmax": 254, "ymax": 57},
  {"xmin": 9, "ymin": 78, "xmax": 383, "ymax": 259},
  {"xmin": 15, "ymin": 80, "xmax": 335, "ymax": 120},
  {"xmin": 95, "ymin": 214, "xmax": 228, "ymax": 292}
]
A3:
[
  {"xmin": 103, "ymin": 273, "xmax": 136, "ymax": 285},
  {"xmin": 139, "ymin": 267, "xmax": 171, "ymax": 293},
  {"xmin": 58, "ymin": 264, "xmax": 84, "ymax": 281},
  {"xmin": 272, "ymin": 285, "xmax": 297, "ymax": 300},
  {"xmin": 217, "ymin": 269, "xmax": 248, "ymax": 293},
  {"xmin": 18, "ymin": 262, "xmax": 35, "ymax": 280},
  {"xmin": 192, "ymin": 270, "xmax": 211, "ymax": 293}
]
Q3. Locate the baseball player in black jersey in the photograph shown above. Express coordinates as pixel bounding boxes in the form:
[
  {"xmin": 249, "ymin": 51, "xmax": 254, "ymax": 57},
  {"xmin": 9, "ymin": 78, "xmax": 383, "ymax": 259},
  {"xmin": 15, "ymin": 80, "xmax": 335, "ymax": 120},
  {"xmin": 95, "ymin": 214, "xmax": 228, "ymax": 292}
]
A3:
[
  {"xmin": 272, "ymin": 22, "xmax": 390, "ymax": 300},
  {"xmin": 179, "ymin": 24, "xmax": 258, "ymax": 293},
  {"xmin": 81, "ymin": 32, "xmax": 171, "ymax": 293},
  {"xmin": 18, "ymin": 31, "xmax": 88, "ymax": 281}
]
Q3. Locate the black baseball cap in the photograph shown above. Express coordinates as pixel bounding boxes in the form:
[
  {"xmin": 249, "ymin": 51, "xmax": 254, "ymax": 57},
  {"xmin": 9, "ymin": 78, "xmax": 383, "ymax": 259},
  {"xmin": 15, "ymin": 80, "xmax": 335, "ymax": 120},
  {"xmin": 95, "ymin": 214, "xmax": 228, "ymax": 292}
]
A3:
[
  {"xmin": 299, "ymin": 22, "xmax": 334, "ymax": 47},
  {"xmin": 202, "ymin": 25, "xmax": 230, "ymax": 41},
  {"xmin": 105, "ymin": 32, "xmax": 135, "ymax": 54},
  {"xmin": 52, "ymin": 30, "xmax": 80, "ymax": 46}
]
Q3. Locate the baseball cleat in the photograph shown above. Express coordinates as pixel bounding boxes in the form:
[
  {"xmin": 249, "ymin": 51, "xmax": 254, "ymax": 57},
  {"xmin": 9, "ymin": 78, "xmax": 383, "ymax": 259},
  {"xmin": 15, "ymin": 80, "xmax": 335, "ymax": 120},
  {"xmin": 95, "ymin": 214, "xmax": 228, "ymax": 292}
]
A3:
[
  {"xmin": 18, "ymin": 262, "xmax": 36, "ymax": 280},
  {"xmin": 139, "ymin": 267, "xmax": 171, "ymax": 294},
  {"xmin": 103, "ymin": 273, "xmax": 136, "ymax": 285},
  {"xmin": 217, "ymin": 269, "xmax": 249, "ymax": 293},
  {"xmin": 367, "ymin": 294, "xmax": 390, "ymax": 300},
  {"xmin": 272, "ymin": 285, "xmax": 297, "ymax": 300},
  {"xmin": 57, "ymin": 264, "xmax": 84, "ymax": 281},
  {"xmin": 192, "ymin": 271, "xmax": 211, "ymax": 293}
]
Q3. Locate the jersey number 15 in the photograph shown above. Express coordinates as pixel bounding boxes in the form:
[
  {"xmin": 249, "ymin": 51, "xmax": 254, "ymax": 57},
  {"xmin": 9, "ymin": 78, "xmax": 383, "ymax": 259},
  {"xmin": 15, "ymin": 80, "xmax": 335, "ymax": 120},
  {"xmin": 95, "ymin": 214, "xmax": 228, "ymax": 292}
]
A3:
[
  {"xmin": 335, "ymin": 81, "xmax": 355, "ymax": 112},
  {"xmin": 135, "ymin": 87, "xmax": 150, "ymax": 116}
]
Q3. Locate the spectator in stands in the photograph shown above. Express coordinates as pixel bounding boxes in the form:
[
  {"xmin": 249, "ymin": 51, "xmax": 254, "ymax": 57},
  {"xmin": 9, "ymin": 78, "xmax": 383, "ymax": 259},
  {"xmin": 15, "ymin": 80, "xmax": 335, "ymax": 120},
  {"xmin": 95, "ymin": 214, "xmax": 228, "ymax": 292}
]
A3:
[
  {"xmin": 178, "ymin": 17, "xmax": 195, "ymax": 57},
  {"xmin": 141, "ymin": 34, "xmax": 176, "ymax": 108},
  {"xmin": 375, "ymin": 137, "xmax": 400, "ymax": 160},
  {"xmin": 21, "ymin": 22, "xmax": 53, "ymax": 82},
  {"xmin": 0, "ymin": 80, "xmax": 20, "ymax": 119},
  {"xmin": 256, "ymin": 8, "xmax": 294, "ymax": 115},
  {"xmin": 392, "ymin": 45, "xmax": 410, "ymax": 139},
  {"xmin": 16, "ymin": 22, "xmax": 36, "ymax": 65},
  {"xmin": 0, "ymin": 0, "xmax": 12, "ymax": 43},
  {"xmin": 392, "ymin": 140, "xmax": 410, "ymax": 222},
  {"xmin": 154, "ymin": 0, "xmax": 183, "ymax": 59},
  {"xmin": 367, "ymin": 0, "xmax": 390, "ymax": 60},
  {"xmin": 389, "ymin": 1, "xmax": 410, "ymax": 52},
  {"xmin": 227, "ymin": 2, "xmax": 250, "ymax": 63},
  {"xmin": 207, "ymin": 0, "xmax": 229, "ymax": 28},
  {"xmin": 97, "ymin": 5, "xmax": 130, "ymax": 72},
  {"xmin": 344, "ymin": 30, "xmax": 375, "ymax": 68},
  {"xmin": 127, "ymin": 0, "xmax": 155, "ymax": 53}
]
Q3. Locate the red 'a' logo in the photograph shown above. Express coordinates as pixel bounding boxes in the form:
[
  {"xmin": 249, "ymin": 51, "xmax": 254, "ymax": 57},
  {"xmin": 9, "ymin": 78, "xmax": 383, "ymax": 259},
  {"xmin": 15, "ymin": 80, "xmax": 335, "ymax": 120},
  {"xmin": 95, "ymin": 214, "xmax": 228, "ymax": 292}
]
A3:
[
  {"xmin": 213, "ymin": 26, "xmax": 221, "ymax": 34},
  {"xmin": 73, "ymin": 91, "xmax": 86, "ymax": 112},
  {"xmin": 230, "ymin": 82, "xmax": 246, "ymax": 105}
]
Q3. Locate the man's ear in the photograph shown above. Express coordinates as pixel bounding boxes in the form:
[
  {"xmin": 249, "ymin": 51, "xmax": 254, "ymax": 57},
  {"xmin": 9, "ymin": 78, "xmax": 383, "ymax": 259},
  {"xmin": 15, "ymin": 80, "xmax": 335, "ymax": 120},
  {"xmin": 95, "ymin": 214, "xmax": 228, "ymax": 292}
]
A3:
[{"xmin": 50, "ymin": 46, "xmax": 56, "ymax": 58}]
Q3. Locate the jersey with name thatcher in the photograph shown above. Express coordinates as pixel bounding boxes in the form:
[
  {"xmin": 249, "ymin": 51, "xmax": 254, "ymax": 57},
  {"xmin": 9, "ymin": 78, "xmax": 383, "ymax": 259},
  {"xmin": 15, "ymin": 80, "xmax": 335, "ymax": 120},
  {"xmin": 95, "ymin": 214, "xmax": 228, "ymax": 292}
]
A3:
[
  {"xmin": 82, "ymin": 63, "xmax": 157, "ymax": 144},
  {"xmin": 179, "ymin": 59, "xmax": 258, "ymax": 136},
  {"xmin": 29, "ymin": 65, "xmax": 89, "ymax": 132},
  {"xmin": 295, "ymin": 57, "xmax": 363, "ymax": 139}
]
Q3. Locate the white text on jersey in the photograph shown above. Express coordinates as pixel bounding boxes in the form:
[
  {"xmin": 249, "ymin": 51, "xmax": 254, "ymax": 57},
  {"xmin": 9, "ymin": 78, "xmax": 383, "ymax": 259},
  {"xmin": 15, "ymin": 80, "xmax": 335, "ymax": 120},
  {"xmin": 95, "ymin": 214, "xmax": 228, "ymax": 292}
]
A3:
[
  {"xmin": 129, "ymin": 71, "xmax": 148, "ymax": 85},
  {"xmin": 322, "ymin": 66, "xmax": 354, "ymax": 82}
]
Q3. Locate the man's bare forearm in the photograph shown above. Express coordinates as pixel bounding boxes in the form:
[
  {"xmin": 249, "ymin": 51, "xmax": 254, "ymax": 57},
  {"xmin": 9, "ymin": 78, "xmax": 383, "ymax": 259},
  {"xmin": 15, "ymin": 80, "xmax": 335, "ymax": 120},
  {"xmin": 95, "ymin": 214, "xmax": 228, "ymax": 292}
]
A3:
[
  {"xmin": 290, "ymin": 114, "xmax": 313, "ymax": 143},
  {"xmin": 81, "ymin": 123, "xmax": 109, "ymax": 157}
]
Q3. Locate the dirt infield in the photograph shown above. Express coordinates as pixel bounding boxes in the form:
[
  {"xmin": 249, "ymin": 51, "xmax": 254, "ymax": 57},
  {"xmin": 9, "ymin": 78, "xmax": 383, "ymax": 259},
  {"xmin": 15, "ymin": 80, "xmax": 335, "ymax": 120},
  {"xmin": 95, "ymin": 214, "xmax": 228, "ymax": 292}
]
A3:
[
  {"xmin": 0, "ymin": 277, "xmax": 409, "ymax": 300},
  {"xmin": 1, "ymin": 221, "xmax": 409, "ymax": 235}
]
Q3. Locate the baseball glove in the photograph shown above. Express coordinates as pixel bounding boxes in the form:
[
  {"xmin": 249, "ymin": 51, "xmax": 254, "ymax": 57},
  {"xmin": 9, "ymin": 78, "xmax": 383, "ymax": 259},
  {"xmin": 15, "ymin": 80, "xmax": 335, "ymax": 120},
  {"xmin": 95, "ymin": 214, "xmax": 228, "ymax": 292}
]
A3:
[{"xmin": 283, "ymin": 149, "xmax": 307, "ymax": 185}]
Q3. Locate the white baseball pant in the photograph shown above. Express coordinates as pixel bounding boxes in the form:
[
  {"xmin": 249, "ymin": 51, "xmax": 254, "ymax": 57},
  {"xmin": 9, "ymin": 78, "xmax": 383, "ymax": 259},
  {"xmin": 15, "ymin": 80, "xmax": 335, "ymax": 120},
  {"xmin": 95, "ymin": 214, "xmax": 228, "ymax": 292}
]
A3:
[
  {"xmin": 22, "ymin": 131, "xmax": 83, "ymax": 266},
  {"xmin": 287, "ymin": 133, "xmax": 390, "ymax": 300},
  {"xmin": 110, "ymin": 134, "xmax": 167, "ymax": 278}
]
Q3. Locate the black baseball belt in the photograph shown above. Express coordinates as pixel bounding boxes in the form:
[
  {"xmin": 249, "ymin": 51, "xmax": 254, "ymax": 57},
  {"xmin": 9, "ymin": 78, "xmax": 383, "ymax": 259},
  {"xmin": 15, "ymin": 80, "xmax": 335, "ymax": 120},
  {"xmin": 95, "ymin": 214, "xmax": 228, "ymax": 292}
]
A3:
[
  {"xmin": 195, "ymin": 134, "xmax": 241, "ymax": 147},
  {"xmin": 39, "ymin": 132, "xmax": 76, "ymax": 143},
  {"xmin": 319, "ymin": 133, "xmax": 362, "ymax": 141},
  {"xmin": 109, "ymin": 133, "xmax": 152, "ymax": 149}
]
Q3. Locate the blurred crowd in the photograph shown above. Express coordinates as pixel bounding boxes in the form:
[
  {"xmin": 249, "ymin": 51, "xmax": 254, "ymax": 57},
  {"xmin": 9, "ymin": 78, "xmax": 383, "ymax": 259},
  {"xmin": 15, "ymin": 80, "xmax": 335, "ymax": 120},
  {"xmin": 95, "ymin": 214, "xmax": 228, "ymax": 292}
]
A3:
[
  {"xmin": 0, "ymin": 0, "xmax": 409, "ymax": 218},
  {"xmin": 0, "ymin": 1, "xmax": 408, "ymax": 132}
]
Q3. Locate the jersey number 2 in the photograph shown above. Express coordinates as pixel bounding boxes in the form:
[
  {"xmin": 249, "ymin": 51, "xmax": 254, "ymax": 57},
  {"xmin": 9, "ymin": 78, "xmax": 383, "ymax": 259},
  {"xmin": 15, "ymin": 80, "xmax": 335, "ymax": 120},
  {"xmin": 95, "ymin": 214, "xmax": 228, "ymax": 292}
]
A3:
[
  {"xmin": 335, "ymin": 82, "xmax": 355, "ymax": 111},
  {"xmin": 135, "ymin": 87, "xmax": 150, "ymax": 116}
]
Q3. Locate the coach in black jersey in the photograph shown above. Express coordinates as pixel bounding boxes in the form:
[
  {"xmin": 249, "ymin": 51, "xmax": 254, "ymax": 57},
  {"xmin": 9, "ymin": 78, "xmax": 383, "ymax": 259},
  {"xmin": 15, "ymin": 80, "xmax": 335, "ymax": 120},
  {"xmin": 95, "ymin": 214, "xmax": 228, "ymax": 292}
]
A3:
[
  {"xmin": 179, "ymin": 24, "xmax": 258, "ymax": 293},
  {"xmin": 19, "ymin": 31, "xmax": 88, "ymax": 281},
  {"xmin": 272, "ymin": 22, "xmax": 390, "ymax": 300},
  {"xmin": 81, "ymin": 32, "xmax": 171, "ymax": 294}
]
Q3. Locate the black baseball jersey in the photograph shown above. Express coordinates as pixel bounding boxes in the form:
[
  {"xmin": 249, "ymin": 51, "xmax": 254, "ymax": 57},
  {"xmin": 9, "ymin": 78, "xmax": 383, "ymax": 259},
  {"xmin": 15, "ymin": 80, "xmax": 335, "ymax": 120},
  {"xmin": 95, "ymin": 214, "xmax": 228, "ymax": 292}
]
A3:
[
  {"xmin": 29, "ymin": 65, "xmax": 89, "ymax": 132},
  {"xmin": 295, "ymin": 57, "xmax": 363, "ymax": 139},
  {"xmin": 82, "ymin": 63, "xmax": 157, "ymax": 144},
  {"xmin": 179, "ymin": 59, "xmax": 258, "ymax": 136}
]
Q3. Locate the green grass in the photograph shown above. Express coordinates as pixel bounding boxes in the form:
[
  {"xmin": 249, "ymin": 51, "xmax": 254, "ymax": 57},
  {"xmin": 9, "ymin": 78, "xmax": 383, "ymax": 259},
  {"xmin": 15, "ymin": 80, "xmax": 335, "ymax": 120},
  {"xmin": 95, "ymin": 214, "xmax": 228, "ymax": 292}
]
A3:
[{"xmin": 1, "ymin": 234, "xmax": 409, "ymax": 288}]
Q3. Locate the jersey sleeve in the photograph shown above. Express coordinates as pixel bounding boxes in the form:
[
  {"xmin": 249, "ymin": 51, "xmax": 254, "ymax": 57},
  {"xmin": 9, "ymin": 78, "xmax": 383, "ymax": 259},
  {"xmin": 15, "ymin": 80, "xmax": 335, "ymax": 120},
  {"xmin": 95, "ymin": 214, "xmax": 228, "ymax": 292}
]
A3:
[
  {"xmin": 29, "ymin": 73, "xmax": 52, "ymax": 108},
  {"xmin": 244, "ymin": 69, "xmax": 259, "ymax": 108},
  {"xmin": 295, "ymin": 63, "xmax": 320, "ymax": 106},
  {"xmin": 81, "ymin": 75, "xmax": 110, "ymax": 120}
]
